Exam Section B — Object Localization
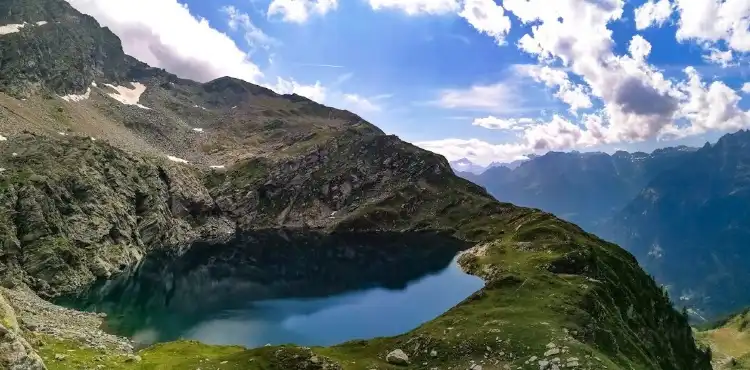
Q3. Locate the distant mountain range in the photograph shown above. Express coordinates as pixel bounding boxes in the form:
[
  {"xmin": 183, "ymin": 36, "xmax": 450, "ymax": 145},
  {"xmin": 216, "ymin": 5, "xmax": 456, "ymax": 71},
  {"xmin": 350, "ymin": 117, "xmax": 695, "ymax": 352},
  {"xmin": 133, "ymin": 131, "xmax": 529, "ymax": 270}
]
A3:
[
  {"xmin": 449, "ymin": 156, "xmax": 533, "ymax": 175},
  {"xmin": 603, "ymin": 131, "xmax": 750, "ymax": 319},
  {"xmin": 460, "ymin": 146, "xmax": 696, "ymax": 231},
  {"xmin": 459, "ymin": 135, "xmax": 750, "ymax": 319}
]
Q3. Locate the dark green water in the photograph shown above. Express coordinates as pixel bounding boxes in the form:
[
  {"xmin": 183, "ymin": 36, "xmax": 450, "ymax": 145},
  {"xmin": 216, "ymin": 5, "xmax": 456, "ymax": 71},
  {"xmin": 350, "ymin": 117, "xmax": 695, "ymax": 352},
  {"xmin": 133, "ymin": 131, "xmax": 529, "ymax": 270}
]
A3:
[{"xmin": 59, "ymin": 232, "xmax": 484, "ymax": 348}]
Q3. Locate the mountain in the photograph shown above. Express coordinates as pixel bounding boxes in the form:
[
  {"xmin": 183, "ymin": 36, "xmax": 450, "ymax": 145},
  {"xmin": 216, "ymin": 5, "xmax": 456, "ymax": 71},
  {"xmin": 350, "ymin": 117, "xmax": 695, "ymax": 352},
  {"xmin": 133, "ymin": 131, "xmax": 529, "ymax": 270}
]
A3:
[
  {"xmin": 0, "ymin": 0, "xmax": 712, "ymax": 369},
  {"xmin": 603, "ymin": 130, "xmax": 750, "ymax": 319},
  {"xmin": 450, "ymin": 157, "xmax": 532, "ymax": 175},
  {"xmin": 466, "ymin": 148, "xmax": 695, "ymax": 231},
  {"xmin": 449, "ymin": 158, "xmax": 489, "ymax": 174}
]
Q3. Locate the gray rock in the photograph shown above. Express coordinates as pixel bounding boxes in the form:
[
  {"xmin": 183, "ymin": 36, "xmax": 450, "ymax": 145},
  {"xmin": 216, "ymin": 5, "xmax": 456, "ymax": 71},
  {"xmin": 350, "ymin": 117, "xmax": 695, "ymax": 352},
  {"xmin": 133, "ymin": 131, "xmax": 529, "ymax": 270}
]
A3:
[{"xmin": 386, "ymin": 349, "xmax": 409, "ymax": 366}]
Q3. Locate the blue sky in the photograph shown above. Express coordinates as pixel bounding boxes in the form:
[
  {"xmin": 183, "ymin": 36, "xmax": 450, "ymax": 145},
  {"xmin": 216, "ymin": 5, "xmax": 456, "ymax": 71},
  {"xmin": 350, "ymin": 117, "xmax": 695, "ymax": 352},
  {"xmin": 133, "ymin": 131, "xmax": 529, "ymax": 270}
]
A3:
[{"xmin": 68, "ymin": 0, "xmax": 750, "ymax": 165}]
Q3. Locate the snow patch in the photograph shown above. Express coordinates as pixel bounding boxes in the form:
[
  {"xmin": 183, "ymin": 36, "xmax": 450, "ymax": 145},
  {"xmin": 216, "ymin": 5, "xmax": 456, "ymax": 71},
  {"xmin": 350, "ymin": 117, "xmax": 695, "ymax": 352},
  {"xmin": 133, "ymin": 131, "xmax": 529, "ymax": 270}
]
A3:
[
  {"xmin": 192, "ymin": 128, "xmax": 204, "ymax": 133},
  {"xmin": 90, "ymin": 137, "xmax": 96, "ymax": 141},
  {"xmin": 0, "ymin": 21, "xmax": 48, "ymax": 35},
  {"xmin": 209, "ymin": 165, "xmax": 225, "ymax": 169},
  {"xmin": 167, "ymin": 155, "xmax": 188, "ymax": 164},
  {"xmin": 91, "ymin": 81, "xmax": 98, "ymax": 88},
  {"xmin": 192, "ymin": 104, "xmax": 207, "ymax": 110},
  {"xmin": 0, "ymin": 168, "xmax": 5, "ymax": 173},
  {"xmin": 104, "ymin": 82, "xmax": 150, "ymax": 109},
  {"xmin": 11, "ymin": 153, "xmax": 17, "ymax": 157},
  {"xmin": 0, "ymin": 135, "xmax": 6, "ymax": 141},
  {"xmin": 58, "ymin": 132, "xmax": 67, "ymax": 136},
  {"xmin": 61, "ymin": 87, "xmax": 91, "ymax": 102},
  {"xmin": 0, "ymin": 23, "xmax": 25, "ymax": 35}
]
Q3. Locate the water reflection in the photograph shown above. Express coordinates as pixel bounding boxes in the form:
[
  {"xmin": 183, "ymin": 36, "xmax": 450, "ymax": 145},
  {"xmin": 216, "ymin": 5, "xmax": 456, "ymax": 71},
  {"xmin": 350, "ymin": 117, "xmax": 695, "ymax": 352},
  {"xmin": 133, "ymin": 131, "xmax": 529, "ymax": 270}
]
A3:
[
  {"xmin": 167, "ymin": 257, "xmax": 483, "ymax": 347},
  {"xmin": 60, "ymin": 232, "xmax": 483, "ymax": 348}
]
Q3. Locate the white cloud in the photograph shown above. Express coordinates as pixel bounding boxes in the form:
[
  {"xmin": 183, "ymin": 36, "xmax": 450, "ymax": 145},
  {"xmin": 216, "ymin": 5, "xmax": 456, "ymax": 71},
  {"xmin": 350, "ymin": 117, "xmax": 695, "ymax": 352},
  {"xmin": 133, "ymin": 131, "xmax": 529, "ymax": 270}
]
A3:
[
  {"xmin": 674, "ymin": 0, "xmax": 750, "ymax": 53},
  {"xmin": 343, "ymin": 94, "xmax": 382, "ymax": 112},
  {"xmin": 520, "ymin": 65, "xmax": 593, "ymax": 114},
  {"xmin": 414, "ymin": 0, "xmax": 750, "ymax": 164},
  {"xmin": 417, "ymin": 114, "xmax": 605, "ymax": 164},
  {"xmin": 663, "ymin": 67, "xmax": 750, "ymax": 138},
  {"xmin": 368, "ymin": 0, "xmax": 459, "ymax": 15},
  {"xmin": 634, "ymin": 0, "xmax": 673, "ymax": 30},
  {"xmin": 743, "ymin": 83, "xmax": 750, "ymax": 94},
  {"xmin": 704, "ymin": 48, "xmax": 735, "ymax": 67},
  {"xmin": 221, "ymin": 6, "xmax": 276, "ymax": 51},
  {"xmin": 267, "ymin": 77, "xmax": 327, "ymax": 103},
  {"xmin": 472, "ymin": 116, "xmax": 533, "ymax": 130},
  {"xmin": 415, "ymin": 138, "xmax": 530, "ymax": 164},
  {"xmin": 458, "ymin": 0, "xmax": 511, "ymax": 45},
  {"xmin": 435, "ymin": 82, "xmax": 517, "ymax": 113},
  {"xmin": 66, "ymin": 0, "xmax": 262, "ymax": 83},
  {"xmin": 628, "ymin": 34, "xmax": 652, "ymax": 62},
  {"xmin": 501, "ymin": 1, "xmax": 685, "ymax": 143},
  {"xmin": 268, "ymin": 0, "xmax": 338, "ymax": 23}
]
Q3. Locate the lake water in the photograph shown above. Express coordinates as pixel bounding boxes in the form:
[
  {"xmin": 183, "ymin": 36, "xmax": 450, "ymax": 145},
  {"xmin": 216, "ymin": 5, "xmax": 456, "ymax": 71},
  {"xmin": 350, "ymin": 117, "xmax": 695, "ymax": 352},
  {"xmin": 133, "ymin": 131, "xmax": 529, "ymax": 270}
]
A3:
[{"xmin": 130, "ymin": 256, "xmax": 483, "ymax": 348}]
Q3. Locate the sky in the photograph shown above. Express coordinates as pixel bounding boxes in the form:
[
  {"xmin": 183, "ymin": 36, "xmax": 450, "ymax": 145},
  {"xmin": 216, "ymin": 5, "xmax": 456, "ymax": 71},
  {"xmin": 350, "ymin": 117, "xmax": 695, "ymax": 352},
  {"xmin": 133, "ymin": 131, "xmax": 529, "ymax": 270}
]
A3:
[{"xmin": 65, "ymin": 0, "xmax": 750, "ymax": 166}]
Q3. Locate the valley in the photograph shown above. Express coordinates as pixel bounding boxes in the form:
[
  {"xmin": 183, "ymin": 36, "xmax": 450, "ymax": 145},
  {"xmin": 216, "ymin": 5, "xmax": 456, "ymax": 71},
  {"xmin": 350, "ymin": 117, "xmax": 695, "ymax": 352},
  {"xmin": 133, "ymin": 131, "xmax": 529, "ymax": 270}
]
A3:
[
  {"xmin": 459, "ymin": 133, "xmax": 750, "ymax": 323},
  {"xmin": 0, "ymin": 0, "xmax": 731, "ymax": 369}
]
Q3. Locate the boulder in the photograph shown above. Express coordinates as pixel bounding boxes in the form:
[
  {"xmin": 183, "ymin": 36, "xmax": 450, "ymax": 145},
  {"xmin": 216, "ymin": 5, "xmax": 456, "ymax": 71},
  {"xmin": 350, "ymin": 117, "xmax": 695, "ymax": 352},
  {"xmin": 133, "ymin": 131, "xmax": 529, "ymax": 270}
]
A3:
[{"xmin": 386, "ymin": 349, "xmax": 409, "ymax": 366}]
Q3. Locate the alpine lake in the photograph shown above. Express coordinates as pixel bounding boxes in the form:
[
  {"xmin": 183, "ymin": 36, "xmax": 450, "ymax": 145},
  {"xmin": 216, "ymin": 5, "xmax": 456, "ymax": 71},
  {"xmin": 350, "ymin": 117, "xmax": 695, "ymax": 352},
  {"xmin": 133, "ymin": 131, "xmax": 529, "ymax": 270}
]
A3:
[{"xmin": 57, "ymin": 232, "xmax": 485, "ymax": 349}]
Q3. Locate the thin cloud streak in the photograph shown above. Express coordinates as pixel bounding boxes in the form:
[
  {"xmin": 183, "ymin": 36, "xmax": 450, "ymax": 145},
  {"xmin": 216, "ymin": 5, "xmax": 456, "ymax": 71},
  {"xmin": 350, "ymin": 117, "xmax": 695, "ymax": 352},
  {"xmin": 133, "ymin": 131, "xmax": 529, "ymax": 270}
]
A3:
[{"xmin": 295, "ymin": 63, "xmax": 345, "ymax": 68}]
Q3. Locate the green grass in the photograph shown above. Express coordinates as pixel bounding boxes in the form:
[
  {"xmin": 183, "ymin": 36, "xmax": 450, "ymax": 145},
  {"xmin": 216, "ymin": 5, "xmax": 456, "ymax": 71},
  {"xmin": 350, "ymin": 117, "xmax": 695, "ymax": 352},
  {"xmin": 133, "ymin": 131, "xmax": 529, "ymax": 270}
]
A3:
[{"xmin": 34, "ymin": 218, "xmax": 705, "ymax": 370}]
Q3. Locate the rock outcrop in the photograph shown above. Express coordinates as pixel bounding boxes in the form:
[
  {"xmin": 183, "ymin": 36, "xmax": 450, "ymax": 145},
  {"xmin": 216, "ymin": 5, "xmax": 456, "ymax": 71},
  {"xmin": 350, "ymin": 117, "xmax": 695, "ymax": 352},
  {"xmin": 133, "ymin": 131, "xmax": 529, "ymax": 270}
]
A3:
[{"xmin": 0, "ymin": 292, "xmax": 45, "ymax": 369}]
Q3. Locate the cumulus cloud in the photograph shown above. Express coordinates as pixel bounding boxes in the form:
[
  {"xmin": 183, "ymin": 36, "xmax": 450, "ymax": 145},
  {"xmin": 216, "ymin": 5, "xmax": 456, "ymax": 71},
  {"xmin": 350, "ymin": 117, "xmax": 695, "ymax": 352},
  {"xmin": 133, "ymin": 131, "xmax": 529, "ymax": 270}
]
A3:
[
  {"xmin": 500, "ymin": 1, "xmax": 685, "ymax": 142},
  {"xmin": 221, "ymin": 5, "xmax": 276, "ymax": 51},
  {"xmin": 519, "ymin": 65, "xmax": 593, "ymax": 114},
  {"xmin": 435, "ymin": 82, "xmax": 518, "ymax": 113},
  {"xmin": 663, "ymin": 67, "xmax": 750, "ymax": 138},
  {"xmin": 674, "ymin": 0, "xmax": 750, "ymax": 53},
  {"xmin": 743, "ymin": 83, "xmax": 750, "ymax": 94},
  {"xmin": 458, "ymin": 0, "xmax": 511, "ymax": 45},
  {"xmin": 268, "ymin": 0, "xmax": 338, "ymax": 23},
  {"xmin": 65, "ymin": 0, "xmax": 262, "ymax": 83},
  {"xmin": 628, "ymin": 34, "xmax": 652, "ymax": 62},
  {"xmin": 634, "ymin": 0, "xmax": 673, "ymax": 30},
  {"xmin": 416, "ymin": 0, "xmax": 750, "ymax": 164},
  {"xmin": 368, "ymin": 0, "xmax": 459, "ymax": 15}
]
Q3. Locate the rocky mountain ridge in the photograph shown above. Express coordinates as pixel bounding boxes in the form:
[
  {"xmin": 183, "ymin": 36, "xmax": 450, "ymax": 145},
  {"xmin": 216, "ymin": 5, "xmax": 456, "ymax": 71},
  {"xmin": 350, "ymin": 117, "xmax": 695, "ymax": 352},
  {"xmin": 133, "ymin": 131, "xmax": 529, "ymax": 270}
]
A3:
[
  {"xmin": 604, "ymin": 130, "xmax": 750, "ymax": 319},
  {"xmin": 0, "ymin": 0, "xmax": 713, "ymax": 368},
  {"xmin": 462, "ymin": 147, "xmax": 695, "ymax": 231}
]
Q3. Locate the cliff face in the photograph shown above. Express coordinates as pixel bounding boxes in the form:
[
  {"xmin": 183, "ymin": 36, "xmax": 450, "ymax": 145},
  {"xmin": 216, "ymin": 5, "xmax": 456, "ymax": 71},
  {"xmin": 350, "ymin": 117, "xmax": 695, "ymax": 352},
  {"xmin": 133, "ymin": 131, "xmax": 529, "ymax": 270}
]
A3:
[
  {"xmin": 0, "ymin": 0, "xmax": 713, "ymax": 368},
  {"xmin": 605, "ymin": 131, "xmax": 750, "ymax": 318}
]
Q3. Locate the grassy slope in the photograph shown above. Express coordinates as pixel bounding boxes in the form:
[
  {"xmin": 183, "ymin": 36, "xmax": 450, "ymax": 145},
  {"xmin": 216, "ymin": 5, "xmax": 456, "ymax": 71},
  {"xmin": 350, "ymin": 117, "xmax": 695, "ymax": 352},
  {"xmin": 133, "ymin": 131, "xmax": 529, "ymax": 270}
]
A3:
[
  {"xmin": 696, "ymin": 310, "xmax": 750, "ymax": 369},
  {"xmin": 0, "ymin": 0, "xmax": 712, "ymax": 365},
  {"xmin": 20, "ymin": 140, "xmax": 709, "ymax": 369}
]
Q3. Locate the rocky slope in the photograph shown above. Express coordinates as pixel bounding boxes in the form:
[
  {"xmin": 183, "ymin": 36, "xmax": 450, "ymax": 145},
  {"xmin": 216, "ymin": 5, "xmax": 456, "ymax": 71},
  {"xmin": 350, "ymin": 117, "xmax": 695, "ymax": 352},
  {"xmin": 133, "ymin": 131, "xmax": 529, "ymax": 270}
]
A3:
[{"xmin": 0, "ymin": 0, "xmax": 713, "ymax": 368}]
